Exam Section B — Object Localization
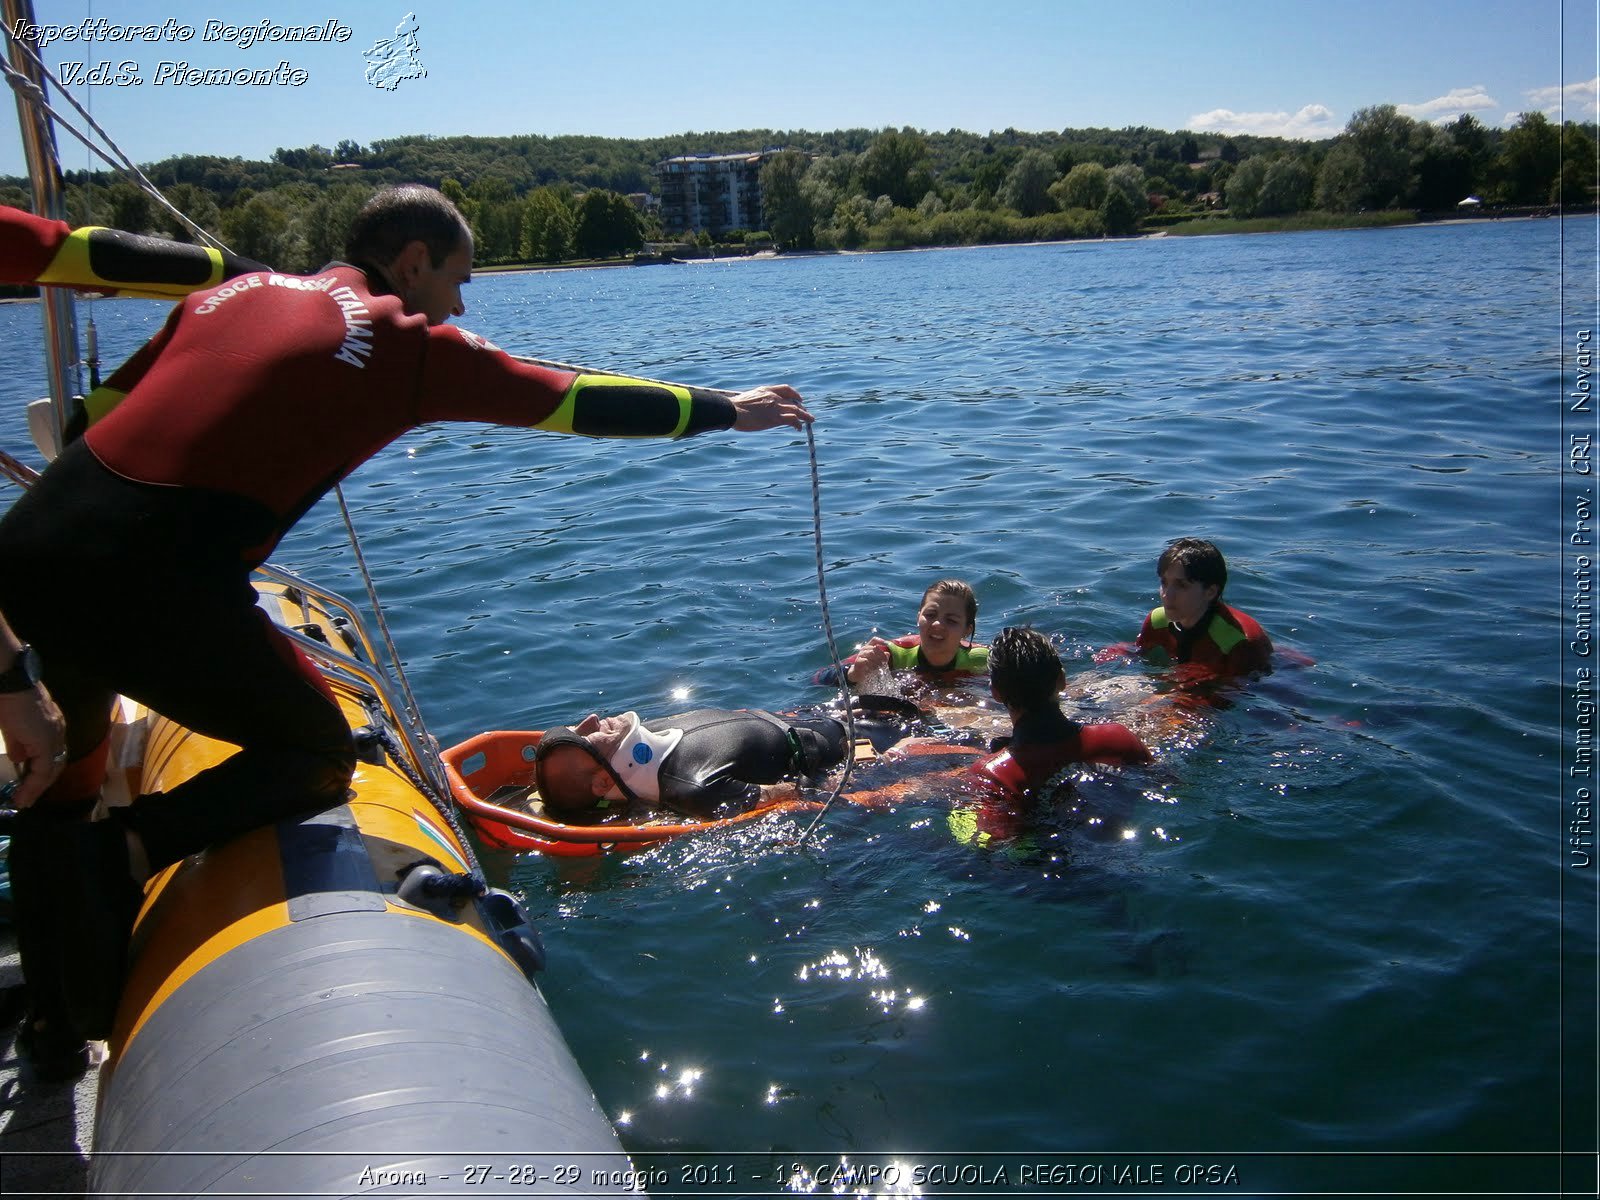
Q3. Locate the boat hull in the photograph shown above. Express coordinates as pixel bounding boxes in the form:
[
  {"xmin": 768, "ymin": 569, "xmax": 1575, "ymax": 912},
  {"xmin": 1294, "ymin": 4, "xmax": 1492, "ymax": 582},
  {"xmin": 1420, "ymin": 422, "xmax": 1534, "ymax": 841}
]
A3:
[{"xmin": 89, "ymin": 575, "xmax": 633, "ymax": 1196}]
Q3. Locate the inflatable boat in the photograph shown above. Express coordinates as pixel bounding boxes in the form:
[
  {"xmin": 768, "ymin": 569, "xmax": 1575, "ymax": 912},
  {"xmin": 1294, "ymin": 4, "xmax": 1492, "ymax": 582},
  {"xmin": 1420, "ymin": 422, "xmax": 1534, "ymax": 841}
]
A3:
[{"xmin": 89, "ymin": 568, "xmax": 636, "ymax": 1196}]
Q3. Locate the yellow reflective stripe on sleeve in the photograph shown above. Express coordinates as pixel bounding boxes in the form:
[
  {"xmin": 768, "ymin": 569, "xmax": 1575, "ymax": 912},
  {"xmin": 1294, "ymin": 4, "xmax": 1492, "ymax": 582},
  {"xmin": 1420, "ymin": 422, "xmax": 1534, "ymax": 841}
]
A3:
[
  {"xmin": 35, "ymin": 229, "xmax": 227, "ymax": 298},
  {"xmin": 538, "ymin": 374, "xmax": 694, "ymax": 437},
  {"xmin": 34, "ymin": 227, "xmax": 105, "ymax": 289}
]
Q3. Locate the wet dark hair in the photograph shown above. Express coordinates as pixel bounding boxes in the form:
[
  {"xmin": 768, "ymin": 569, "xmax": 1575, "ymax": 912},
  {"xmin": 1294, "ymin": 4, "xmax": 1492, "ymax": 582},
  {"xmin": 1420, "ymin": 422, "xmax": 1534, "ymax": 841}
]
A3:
[
  {"xmin": 1157, "ymin": 538, "xmax": 1228, "ymax": 596},
  {"xmin": 532, "ymin": 727, "xmax": 634, "ymax": 815},
  {"xmin": 345, "ymin": 184, "xmax": 470, "ymax": 269},
  {"xmin": 988, "ymin": 626, "xmax": 1065, "ymax": 713},
  {"xmin": 921, "ymin": 578, "xmax": 978, "ymax": 633}
]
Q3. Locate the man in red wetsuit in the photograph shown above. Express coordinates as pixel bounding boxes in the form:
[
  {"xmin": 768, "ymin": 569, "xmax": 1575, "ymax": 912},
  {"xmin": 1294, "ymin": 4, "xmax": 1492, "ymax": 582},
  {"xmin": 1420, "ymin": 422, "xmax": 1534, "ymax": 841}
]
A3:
[
  {"xmin": 957, "ymin": 627, "xmax": 1151, "ymax": 839},
  {"xmin": 0, "ymin": 187, "xmax": 812, "ymax": 1073},
  {"xmin": 1099, "ymin": 537, "xmax": 1273, "ymax": 680}
]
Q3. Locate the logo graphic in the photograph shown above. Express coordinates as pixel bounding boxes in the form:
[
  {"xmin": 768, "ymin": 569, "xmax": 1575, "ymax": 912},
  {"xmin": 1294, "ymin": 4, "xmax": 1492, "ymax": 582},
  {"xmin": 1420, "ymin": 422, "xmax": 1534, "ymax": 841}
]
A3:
[{"xmin": 363, "ymin": 11, "xmax": 425, "ymax": 91}]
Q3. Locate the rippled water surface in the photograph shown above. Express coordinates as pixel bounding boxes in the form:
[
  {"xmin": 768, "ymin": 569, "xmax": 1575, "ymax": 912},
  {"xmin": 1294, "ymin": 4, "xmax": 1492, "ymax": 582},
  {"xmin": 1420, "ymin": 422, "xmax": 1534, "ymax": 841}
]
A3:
[{"xmin": 0, "ymin": 218, "xmax": 1588, "ymax": 1196}]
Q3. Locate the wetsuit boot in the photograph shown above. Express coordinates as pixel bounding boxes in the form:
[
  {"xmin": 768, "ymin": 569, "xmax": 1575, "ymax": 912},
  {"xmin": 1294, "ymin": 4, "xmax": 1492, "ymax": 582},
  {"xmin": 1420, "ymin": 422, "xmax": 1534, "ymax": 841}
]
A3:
[
  {"xmin": 7, "ymin": 807, "xmax": 91, "ymax": 1081},
  {"xmin": 55, "ymin": 815, "xmax": 141, "ymax": 1041}
]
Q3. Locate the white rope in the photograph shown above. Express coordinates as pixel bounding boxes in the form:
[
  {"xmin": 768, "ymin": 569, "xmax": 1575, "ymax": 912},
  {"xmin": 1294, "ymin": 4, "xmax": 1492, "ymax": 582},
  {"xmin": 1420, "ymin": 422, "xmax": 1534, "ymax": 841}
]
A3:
[
  {"xmin": 794, "ymin": 421, "xmax": 856, "ymax": 848},
  {"xmin": 0, "ymin": 31, "xmax": 228, "ymax": 249}
]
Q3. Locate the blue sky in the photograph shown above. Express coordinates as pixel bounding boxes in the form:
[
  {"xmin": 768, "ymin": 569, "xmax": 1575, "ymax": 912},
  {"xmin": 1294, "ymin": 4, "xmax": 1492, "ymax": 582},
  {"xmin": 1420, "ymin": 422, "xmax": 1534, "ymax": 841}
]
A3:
[{"xmin": 2, "ymin": 0, "xmax": 1596, "ymax": 179}]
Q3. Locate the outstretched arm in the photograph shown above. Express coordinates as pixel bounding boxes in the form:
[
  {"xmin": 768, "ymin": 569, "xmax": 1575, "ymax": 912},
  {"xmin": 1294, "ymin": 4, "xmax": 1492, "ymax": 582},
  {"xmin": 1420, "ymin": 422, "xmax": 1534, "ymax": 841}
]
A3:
[{"xmin": 0, "ymin": 204, "xmax": 268, "ymax": 297}]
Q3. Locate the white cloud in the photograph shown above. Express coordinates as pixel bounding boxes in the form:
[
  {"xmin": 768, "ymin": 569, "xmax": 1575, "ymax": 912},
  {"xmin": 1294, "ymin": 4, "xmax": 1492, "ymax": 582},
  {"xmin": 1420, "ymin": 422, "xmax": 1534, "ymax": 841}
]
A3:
[
  {"xmin": 1186, "ymin": 103, "xmax": 1343, "ymax": 140},
  {"xmin": 1397, "ymin": 86, "xmax": 1498, "ymax": 122},
  {"xmin": 1524, "ymin": 77, "xmax": 1600, "ymax": 119}
]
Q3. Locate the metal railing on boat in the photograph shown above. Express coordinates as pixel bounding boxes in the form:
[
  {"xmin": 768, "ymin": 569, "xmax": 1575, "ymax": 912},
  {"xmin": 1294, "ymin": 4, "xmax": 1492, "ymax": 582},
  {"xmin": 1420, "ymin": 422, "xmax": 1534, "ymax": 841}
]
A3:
[{"xmin": 253, "ymin": 562, "xmax": 450, "ymax": 803}]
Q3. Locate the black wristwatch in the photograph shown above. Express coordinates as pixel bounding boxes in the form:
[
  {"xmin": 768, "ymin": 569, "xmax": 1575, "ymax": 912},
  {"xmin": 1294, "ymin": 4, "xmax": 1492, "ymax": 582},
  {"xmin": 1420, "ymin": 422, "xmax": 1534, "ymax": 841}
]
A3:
[{"xmin": 0, "ymin": 644, "xmax": 42, "ymax": 692}]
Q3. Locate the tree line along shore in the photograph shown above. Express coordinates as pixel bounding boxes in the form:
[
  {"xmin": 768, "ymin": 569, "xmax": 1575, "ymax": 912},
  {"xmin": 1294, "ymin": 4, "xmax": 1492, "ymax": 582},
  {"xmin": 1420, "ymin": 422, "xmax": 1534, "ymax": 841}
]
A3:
[{"xmin": 1, "ymin": 105, "xmax": 1592, "ymax": 282}]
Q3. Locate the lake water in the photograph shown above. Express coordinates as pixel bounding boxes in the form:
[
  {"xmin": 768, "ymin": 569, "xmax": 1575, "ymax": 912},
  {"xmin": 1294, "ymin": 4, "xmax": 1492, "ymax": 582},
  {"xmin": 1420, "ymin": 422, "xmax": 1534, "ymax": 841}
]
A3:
[{"xmin": 0, "ymin": 218, "xmax": 1591, "ymax": 1197}]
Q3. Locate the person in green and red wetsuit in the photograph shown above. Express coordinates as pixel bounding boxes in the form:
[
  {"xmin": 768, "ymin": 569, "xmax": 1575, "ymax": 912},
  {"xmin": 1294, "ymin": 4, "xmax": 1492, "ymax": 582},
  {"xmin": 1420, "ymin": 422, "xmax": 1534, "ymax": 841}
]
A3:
[
  {"xmin": 838, "ymin": 627, "xmax": 1151, "ymax": 844},
  {"xmin": 816, "ymin": 579, "xmax": 988, "ymax": 688},
  {"xmin": 1099, "ymin": 538, "xmax": 1273, "ymax": 680},
  {"xmin": 947, "ymin": 626, "xmax": 1151, "ymax": 847}
]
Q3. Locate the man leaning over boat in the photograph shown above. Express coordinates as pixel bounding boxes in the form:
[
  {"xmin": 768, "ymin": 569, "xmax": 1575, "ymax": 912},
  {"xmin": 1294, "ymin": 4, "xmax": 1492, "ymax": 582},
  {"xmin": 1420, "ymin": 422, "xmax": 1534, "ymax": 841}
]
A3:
[{"xmin": 0, "ymin": 187, "xmax": 813, "ymax": 1079}]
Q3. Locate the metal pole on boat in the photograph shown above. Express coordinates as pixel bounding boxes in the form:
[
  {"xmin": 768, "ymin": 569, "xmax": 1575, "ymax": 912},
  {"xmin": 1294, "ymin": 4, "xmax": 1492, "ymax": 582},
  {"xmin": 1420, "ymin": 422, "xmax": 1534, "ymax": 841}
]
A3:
[{"xmin": 4, "ymin": 0, "xmax": 82, "ymax": 442}]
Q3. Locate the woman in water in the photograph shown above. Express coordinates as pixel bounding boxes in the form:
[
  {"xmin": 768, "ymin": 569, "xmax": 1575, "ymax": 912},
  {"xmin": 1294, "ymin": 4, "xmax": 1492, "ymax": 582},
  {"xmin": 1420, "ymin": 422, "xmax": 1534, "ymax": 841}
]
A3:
[{"xmin": 819, "ymin": 579, "xmax": 989, "ymax": 689}]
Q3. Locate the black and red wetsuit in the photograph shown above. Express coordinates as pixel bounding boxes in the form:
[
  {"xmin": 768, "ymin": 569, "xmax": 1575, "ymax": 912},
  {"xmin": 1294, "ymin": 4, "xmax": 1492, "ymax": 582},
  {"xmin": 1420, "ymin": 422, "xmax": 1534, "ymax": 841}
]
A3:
[
  {"xmin": 953, "ymin": 708, "xmax": 1151, "ymax": 846},
  {"xmin": 0, "ymin": 210, "xmax": 739, "ymax": 871},
  {"xmin": 1134, "ymin": 601, "xmax": 1273, "ymax": 678}
]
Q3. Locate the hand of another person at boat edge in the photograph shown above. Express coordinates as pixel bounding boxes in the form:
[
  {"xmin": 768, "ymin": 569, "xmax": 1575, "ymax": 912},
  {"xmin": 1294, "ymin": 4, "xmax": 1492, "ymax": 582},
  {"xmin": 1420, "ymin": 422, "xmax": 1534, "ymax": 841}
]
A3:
[
  {"xmin": 0, "ymin": 685, "xmax": 67, "ymax": 807},
  {"xmin": 729, "ymin": 384, "xmax": 814, "ymax": 431}
]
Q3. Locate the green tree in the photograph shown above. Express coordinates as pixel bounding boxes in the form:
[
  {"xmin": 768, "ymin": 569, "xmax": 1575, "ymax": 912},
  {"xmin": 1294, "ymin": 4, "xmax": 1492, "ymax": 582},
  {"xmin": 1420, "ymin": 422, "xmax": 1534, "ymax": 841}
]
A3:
[
  {"xmin": 574, "ymin": 189, "xmax": 643, "ymax": 258},
  {"xmin": 1446, "ymin": 113, "xmax": 1493, "ymax": 184},
  {"xmin": 272, "ymin": 144, "xmax": 332, "ymax": 172},
  {"xmin": 1496, "ymin": 111, "xmax": 1561, "ymax": 204},
  {"xmin": 969, "ymin": 144, "xmax": 1023, "ymax": 198},
  {"xmin": 153, "ymin": 182, "xmax": 222, "ymax": 244},
  {"xmin": 1412, "ymin": 125, "xmax": 1475, "ymax": 210},
  {"xmin": 1559, "ymin": 122, "xmax": 1598, "ymax": 207},
  {"xmin": 1345, "ymin": 104, "xmax": 1418, "ymax": 208},
  {"xmin": 759, "ymin": 149, "xmax": 817, "ymax": 250},
  {"xmin": 1099, "ymin": 186, "xmax": 1138, "ymax": 235},
  {"xmin": 1258, "ymin": 159, "xmax": 1312, "ymax": 215},
  {"xmin": 1314, "ymin": 142, "xmax": 1365, "ymax": 212},
  {"xmin": 1050, "ymin": 161, "xmax": 1108, "ymax": 211},
  {"xmin": 1107, "ymin": 163, "xmax": 1147, "ymax": 214},
  {"xmin": 221, "ymin": 192, "xmax": 294, "ymax": 266},
  {"xmin": 857, "ymin": 128, "xmax": 933, "ymax": 208},
  {"xmin": 828, "ymin": 194, "xmax": 870, "ymax": 249},
  {"xmin": 468, "ymin": 175, "xmax": 522, "ymax": 264},
  {"xmin": 300, "ymin": 185, "xmax": 371, "ymax": 269},
  {"xmin": 440, "ymin": 177, "xmax": 478, "ymax": 228},
  {"xmin": 102, "ymin": 180, "xmax": 154, "ymax": 233},
  {"xmin": 521, "ymin": 187, "xmax": 576, "ymax": 262},
  {"xmin": 999, "ymin": 149, "xmax": 1058, "ymax": 216},
  {"xmin": 1225, "ymin": 156, "xmax": 1268, "ymax": 216}
]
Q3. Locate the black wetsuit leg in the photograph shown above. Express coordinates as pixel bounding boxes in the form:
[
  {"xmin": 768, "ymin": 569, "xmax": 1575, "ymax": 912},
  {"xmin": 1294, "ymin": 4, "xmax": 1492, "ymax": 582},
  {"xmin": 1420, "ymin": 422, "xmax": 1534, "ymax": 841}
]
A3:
[
  {"xmin": 0, "ymin": 445, "xmax": 356, "ymax": 872},
  {"xmin": 786, "ymin": 716, "xmax": 849, "ymax": 775},
  {"xmin": 100, "ymin": 603, "xmax": 356, "ymax": 871}
]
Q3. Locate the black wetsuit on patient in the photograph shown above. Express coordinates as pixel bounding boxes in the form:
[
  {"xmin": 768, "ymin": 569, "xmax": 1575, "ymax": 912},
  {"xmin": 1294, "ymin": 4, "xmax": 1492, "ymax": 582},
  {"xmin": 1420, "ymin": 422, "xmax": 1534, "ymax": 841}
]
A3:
[{"xmin": 636, "ymin": 709, "xmax": 849, "ymax": 818}]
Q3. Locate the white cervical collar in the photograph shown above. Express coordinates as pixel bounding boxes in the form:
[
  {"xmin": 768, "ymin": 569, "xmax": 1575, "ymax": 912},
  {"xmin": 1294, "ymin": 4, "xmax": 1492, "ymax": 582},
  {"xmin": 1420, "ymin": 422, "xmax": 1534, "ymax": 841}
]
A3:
[{"xmin": 603, "ymin": 712, "xmax": 684, "ymax": 803}]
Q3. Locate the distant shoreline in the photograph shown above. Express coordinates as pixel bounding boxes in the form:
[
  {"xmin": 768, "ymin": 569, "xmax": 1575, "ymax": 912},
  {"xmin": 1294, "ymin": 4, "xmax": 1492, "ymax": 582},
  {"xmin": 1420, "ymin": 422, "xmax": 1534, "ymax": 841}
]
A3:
[{"xmin": 0, "ymin": 208, "xmax": 1584, "ymax": 300}]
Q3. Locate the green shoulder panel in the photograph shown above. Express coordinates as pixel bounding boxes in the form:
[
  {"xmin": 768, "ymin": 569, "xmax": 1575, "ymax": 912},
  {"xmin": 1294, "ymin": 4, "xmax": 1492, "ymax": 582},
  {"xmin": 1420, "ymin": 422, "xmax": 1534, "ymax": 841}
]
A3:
[{"xmin": 1207, "ymin": 613, "xmax": 1248, "ymax": 654}]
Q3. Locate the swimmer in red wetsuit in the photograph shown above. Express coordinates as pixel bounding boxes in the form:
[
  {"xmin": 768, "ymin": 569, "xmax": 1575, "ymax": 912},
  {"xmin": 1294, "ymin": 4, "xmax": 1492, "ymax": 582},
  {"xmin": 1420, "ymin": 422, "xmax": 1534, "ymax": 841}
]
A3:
[
  {"xmin": 843, "ymin": 627, "xmax": 1151, "ymax": 844},
  {"xmin": 1100, "ymin": 538, "xmax": 1273, "ymax": 680}
]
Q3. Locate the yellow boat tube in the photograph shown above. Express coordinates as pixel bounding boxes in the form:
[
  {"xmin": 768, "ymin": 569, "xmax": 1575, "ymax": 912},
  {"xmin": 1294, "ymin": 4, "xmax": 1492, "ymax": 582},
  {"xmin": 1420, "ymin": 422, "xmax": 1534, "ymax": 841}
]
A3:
[{"xmin": 90, "ymin": 566, "xmax": 633, "ymax": 1197}]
